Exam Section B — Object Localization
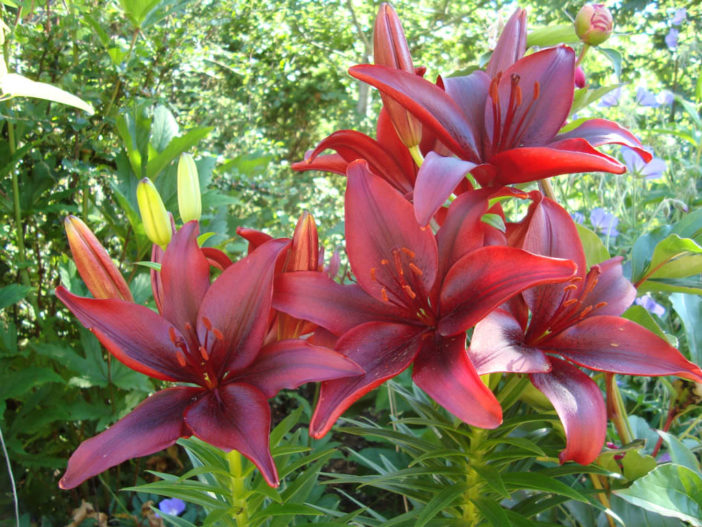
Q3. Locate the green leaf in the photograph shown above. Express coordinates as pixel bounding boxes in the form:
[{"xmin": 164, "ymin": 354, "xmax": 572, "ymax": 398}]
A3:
[
  {"xmin": 0, "ymin": 367, "xmax": 63, "ymax": 400},
  {"xmin": 571, "ymin": 85, "xmax": 622, "ymax": 116},
  {"xmin": 472, "ymin": 497, "xmax": 512, "ymax": 526},
  {"xmin": 620, "ymin": 449, "xmax": 657, "ymax": 481},
  {"xmin": 415, "ymin": 483, "xmax": 466, "ymax": 526},
  {"xmin": 151, "ymin": 105, "xmax": 180, "ymax": 152},
  {"xmin": 526, "ymin": 24, "xmax": 578, "ymax": 47},
  {"xmin": 670, "ymin": 293, "xmax": 702, "ymax": 365},
  {"xmin": 261, "ymin": 503, "xmax": 322, "ymax": 516},
  {"xmin": 501, "ymin": 472, "xmax": 591, "ymax": 504},
  {"xmin": 482, "ymin": 213, "xmax": 506, "ymax": 232},
  {"xmin": 575, "ymin": 224, "xmax": 610, "ymax": 267},
  {"xmin": 615, "ymin": 464, "xmax": 702, "ymax": 526},
  {"xmin": 0, "ymin": 73, "xmax": 95, "ymax": 114},
  {"xmin": 146, "ymin": 126, "xmax": 213, "ymax": 180},
  {"xmin": 622, "ymin": 305, "xmax": 668, "ymax": 340},
  {"xmin": 0, "ymin": 284, "xmax": 32, "ymax": 310},
  {"xmin": 473, "ymin": 465, "xmax": 510, "ymax": 499},
  {"xmin": 657, "ymin": 431, "xmax": 701, "ymax": 474},
  {"xmin": 596, "ymin": 47, "xmax": 622, "ymax": 78},
  {"xmin": 648, "ymin": 235, "xmax": 702, "ymax": 279}
]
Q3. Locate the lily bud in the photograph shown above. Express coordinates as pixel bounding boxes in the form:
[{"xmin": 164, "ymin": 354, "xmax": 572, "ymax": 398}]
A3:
[
  {"xmin": 136, "ymin": 178, "xmax": 172, "ymax": 249},
  {"xmin": 575, "ymin": 4, "xmax": 613, "ymax": 46},
  {"xmin": 64, "ymin": 215, "xmax": 133, "ymax": 301},
  {"xmin": 290, "ymin": 211, "xmax": 319, "ymax": 272},
  {"xmin": 373, "ymin": 3, "xmax": 422, "ymax": 150},
  {"xmin": 574, "ymin": 66, "xmax": 586, "ymax": 88},
  {"xmin": 177, "ymin": 153, "xmax": 202, "ymax": 222}
]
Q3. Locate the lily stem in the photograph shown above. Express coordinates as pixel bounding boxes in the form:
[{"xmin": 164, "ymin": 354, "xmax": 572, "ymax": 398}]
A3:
[
  {"xmin": 538, "ymin": 178, "xmax": 557, "ymax": 201},
  {"xmin": 227, "ymin": 450, "xmax": 249, "ymax": 526},
  {"xmin": 605, "ymin": 373, "xmax": 633, "ymax": 445}
]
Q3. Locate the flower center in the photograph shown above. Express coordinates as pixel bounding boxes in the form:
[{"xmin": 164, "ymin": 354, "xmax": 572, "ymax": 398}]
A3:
[
  {"xmin": 488, "ymin": 72, "xmax": 540, "ymax": 155},
  {"xmin": 168, "ymin": 317, "xmax": 224, "ymax": 389}
]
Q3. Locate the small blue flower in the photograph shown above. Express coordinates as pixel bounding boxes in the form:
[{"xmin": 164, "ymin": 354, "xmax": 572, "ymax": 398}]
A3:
[
  {"xmin": 589, "ymin": 208, "xmax": 619, "ymax": 239},
  {"xmin": 665, "ymin": 28, "xmax": 679, "ymax": 50},
  {"xmin": 656, "ymin": 90, "xmax": 674, "ymax": 106},
  {"xmin": 570, "ymin": 211, "xmax": 585, "ymax": 224},
  {"xmin": 671, "ymin": 8, "xmax": 686, "ymax": 26},
  {"xmin": 159, "ymin": 498, "xmax": 186, "ymax": 517},
  {"xmin": 636, "ymin": 87, "xmax": 660, "ymax": 107},
  {"xmin": 621, "ymin": 146, "xmax": 666, "ymax": 180},
  {"xmin": 599, "ymin": 87, "xmax": 621, "ymax": 108},
  {"xmin": 635, "ymin": 294, "xmax": 666, "ymax": 317}
]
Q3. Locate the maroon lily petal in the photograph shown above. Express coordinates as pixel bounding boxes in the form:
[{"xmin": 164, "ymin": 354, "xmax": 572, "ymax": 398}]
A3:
[
  {"xmin": 305, "ymin": 130, "xmax": 414, "ymax": 194},
  {"xmin": 292, "ymin": 152, "xmax": 348, "ymax": 175},
  {"xmin": 530, "ymin": 358, "xmax": 607, "ymax": 465},
  {"xmin": 55, "ymin": 286, "xmax": 199, "ymax": 383},
  {"xmin": 486, "ymin": 46, "xmax": 575, "ymax": 152},
  {"xmin": 486, "ymin": 139, "xmax": 625, "ymax": 186},
  {"xmin": 349, "ymin": 64, "xmax": 480, "ymax": 161},
  {"xmin": 581, "ymin": 257, "xmax": 636, "ymax": 316},
  {"xmin": 545, "ymin": 316, "xmax": 702, "ymax": 383},
  {"xmin": 309, "ymin": 321, "xmax": 425, "ymax": 438},
  {"xmin": 273, "ymin": 271, "xmax": 412, "ymax": 336},
  {"xmin": 160, "ymin": 221, "xmax": 211, "ymax": 334},
  {"xmin": 413, "ymin": 334, "xmax": 502, "ymax": 428},
  {"xmin": 346, "ymin": 160, "xmax": 438, "ymax": 306},
  {"xmin": 413, "ymin": 152, "xmax": 477, "ymax": 227},
  {"xmin": 438, "ymin": 246, "xmax": 576, "ymax": 336},
  {"xmin": 376, "ymin": 107, "xmax": 417, "ymax": 182},
  {"xmin": 469, "ymin": 309, "xmax": 550, "ymax": 375},
  {"xmin": 185, "ymin": 383, "xmax": 279, "ymax": 487},
  {"xmin": 198, "ymin": 239, "xmax": 289, "ymax": 375},
  {"xmin": 202, "ymin": 247, "xmax": 233, "ymax": 270},
  {"xmin": 442, "ymin": 71, "xmax": 490, "ymax": 157},
  {"xmin": 237, "ymin": 339, "xmax": 363, "ymax": 398},
  {"xmin": 59, "ymin": 386, "xmax": 199, "ymax": 489},
  {"xmin": 236, "ymin": 226, "xmax": 273, "ymax": 254},
  {"xmin": 555, "ymin": 118, "xmax": 652, "ymax": 162},
  {"xmin": 486, "ymin": 8, "xmax": 527, "ymax": 78}
]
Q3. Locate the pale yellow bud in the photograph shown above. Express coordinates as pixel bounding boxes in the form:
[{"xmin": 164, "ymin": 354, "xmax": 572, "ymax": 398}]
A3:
[
  {"xmin": 136, "ymin": 178, "xmax": 172, "ymax": 249},
  {"xmin": 177, "ymin": 153, "xmax": 202, "ymax": 222}
]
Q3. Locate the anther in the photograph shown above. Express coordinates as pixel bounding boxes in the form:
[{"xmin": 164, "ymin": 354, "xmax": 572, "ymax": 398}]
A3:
[
  {"xmin": 594, "ymin": 301, "xmax": 608, "ymax": 310},
  {"xmin": 401, "ymin": 247, "xmax": 416, "ymax": 259},
  {"xmin": 370, "ymin": 267, "xmax": 377, "ymax": 281},
  {"xmin": 212, "ymin": 328, "xmax": 224, "ymax": 340},
  {"xmin": 533, "ymin": 81, "xmax": 540, "ymax": 99},
  {"xmin": 199, "ymin": 345, "xmax": 210, "ymax": 361},
  {"xmin": 563, "ymin": 298, "xmax": 578, "ymax": 307},
  {"xmin": 380, "ymin": 258, "xmax": 389, "ymax": 266},
  {"xmin": 393, "ymin": 250, "xmax": 404, "ymax": 276},
  {"xmin": 563, "ymin": 284, "xmax": 578, "ymax": 292},
  {"xmin": 578, "ymin": 305, "xmax": 593, "ymax": 319},
  {"xmin": 168, "ymin": 327, "xmax": 178, "ymax": 344},
  {"xmin": 184, "ymin": 322, "xmax": 194, "ymax": 332},
  {"xmin": 409, "ymin": 262, "xmax": 423, "ymax": 276},
  {"xmin": 402, "ymin": 285, "xmax": 417, "ymax": 299},
  {"xmin": 202, "ymin": 317, "xmax": 213, "ymax": 331},
  {"xmin": 381, "ymin": 287, "xmax": 389, "ymax": 302},
  {"xmin": 176, "ymin": 349, "xmax": 187, "ymax": 367}
]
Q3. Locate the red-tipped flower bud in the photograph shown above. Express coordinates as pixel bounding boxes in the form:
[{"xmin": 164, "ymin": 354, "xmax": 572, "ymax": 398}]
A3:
[
  {"xmin": 64, "ymin": 215, "xmax": 133, "ymax": 301},
  {"xmin": 575, "ymin": 4, "xmax": 613, "ymax": 46},
  {"xmin": 373, "ymin": 3, "xmax": 422, "ymax": 150},
  {"xmin": 289, "ymin": 211, "xmax": 319, "ymax": 272},
  {"xmin": 574, "ymin": 66, "xmax": 586, "ymax": 88}
]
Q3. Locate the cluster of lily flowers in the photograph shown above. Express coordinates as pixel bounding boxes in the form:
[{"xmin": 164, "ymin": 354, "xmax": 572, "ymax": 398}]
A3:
[{"xmin": 56, "ymin": 4, "xmax": 702, "ymax": 490}]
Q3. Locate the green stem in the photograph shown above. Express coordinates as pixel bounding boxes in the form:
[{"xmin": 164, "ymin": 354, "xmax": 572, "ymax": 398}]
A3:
[
  {"xmin": 461, "ymin": 428, "xmax": 488, "ymax": 525},
  {"xmin": 605, "ymin": 373, "xmax": 633, "ymax": 445},
  {"xmin": 227, "ymin": 450, "xmax": 249, "ymax": 526},
  {"xmin": 538, "ymin": 178, "xmax": 557, "ymax": 201},
  {"xmin": 576, "ymin": 43, "xmax": 590, "ymax": 66}
]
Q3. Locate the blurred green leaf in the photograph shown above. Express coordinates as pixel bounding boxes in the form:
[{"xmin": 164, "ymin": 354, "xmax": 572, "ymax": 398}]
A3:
[
  {"xmin": 0, "ymin": 284, "xmax": 32, "ymax": 311},
  {"xmin": 670, "ymin": 293, "xmax": 702, "ymax": 365}
]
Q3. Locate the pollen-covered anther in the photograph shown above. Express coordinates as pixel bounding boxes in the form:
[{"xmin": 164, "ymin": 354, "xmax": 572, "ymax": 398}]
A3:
[
  {"xmin": 533, "ymin": 81, "xmax": 540, "ymax": 100},
  {"xmin": 401, "ymin": 247, "xmax": 415, "ymax": 258},
  {"xmin": 402, "ymin": 285, "xmax": 417, "ymax": 299},
  {"xmin": 578, "ymin": 305, "xmax": 594, "ymax": 319},
  {"xmin": 594, "ymin": 301, "xmax": 608, "ymax": 310},
  {"xmin": 380, "ymin": 258, "xmax": 389, "ymax": 266},
  {"xmin": 199, "ymin": 345, "xmax": 210, "ymax": 361},
  {"xmin": 176, "ymin": 349, "xmax": 187, "ymax": 367},
  {"xmin": 202, "ymin": 317, "xmax": 213, "ymax": 331},
  {"xmin": 168, "ymin": 327, "xmax": 178, "ymax": 344},
  {"xmin": 563, "ymin": 284, "xmax": 578, "ymax": 293},
  {"xmin": 212, "ymin": 328, "xmax": 224, "ymax": 341},
  {"xmin": 370, "ymin": 267, "xmax": 377, "ymax": 281},
  {"xmin": 562, "ymin": 298, "xmax": 578, "ymax": 307},
  {"xmin": 381, "ymin": 287, "xmax": 389, "ymax": 302},
  {"xmin": 409, "ymin": 262, "xmax": 423, "ymax": 276}
]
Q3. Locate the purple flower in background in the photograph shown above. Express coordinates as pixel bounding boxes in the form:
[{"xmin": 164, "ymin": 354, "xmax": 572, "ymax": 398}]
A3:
[
  {"xmin": 657, "ymin": 90, "xmax": 674, "ymax": 106},
  {"xmin": 159, "ymin": 498, "xmax": 186, "ymax": 516},
  {"xmin": 635, "ymin": 293, "xmax": 666, "ymax": 317},
  {"xmin": 621, "ymin": 146, "xmax": 666, "ymax": 180},
  {"xmin": 665, "ymin": 28, "xmax": 679, "ymax": 50},
  {"xmin": 671, "ymin": 8, "xmax": 686, "ymax": 26},
  {"xmin": 571, "ymin": 211, "xmax": 585, "ymax": 224},
  {"xmin": 600, "ymin": 87, "xmax": 621, "ymax": 107},
  {"xmin": 636, "ymin": 87, "xmax": 660, "ymax": 107},
  {"xmin": 590, "ymin": 208, "xmax": 619, "ymax": 239}
]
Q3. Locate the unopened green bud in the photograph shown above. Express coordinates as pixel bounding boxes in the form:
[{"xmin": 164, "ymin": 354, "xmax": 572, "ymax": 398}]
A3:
[
  {"xmin": 575, "ymin": 4, "xmax": 613, "ymax": 46},
  {"xmin": 136, "ymin": 178, "xmax": 172, "ymax": 249},
  {"xmin": 177, "ymin": 153, "xmax": 202, "ymax": 223}
]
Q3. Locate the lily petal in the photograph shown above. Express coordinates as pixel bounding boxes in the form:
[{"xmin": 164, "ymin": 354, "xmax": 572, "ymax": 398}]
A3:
[
  {"xmin": 545, "ymin": 316, "xmax": 702, "ymax": 382},
  {"xmin": 346, "ymin": 160, "xmax": 438, "ymax": 305},
  {"xmin": 160, "ymin": 221, "xmax": 211, "ymax": 334},
  {"xmin": 413, "ymin": 334, "xmax": 502, "ymax": 428},
  {"xmin": 582, "ymin": 257, "xmax": 636, "ymax": 316},
  {"xmin": 442, "ymin": 71, "xmax": 490, "ymax": 157},
  {"xmin": 349, "ymin": 64, "xmax": 480, "ymax": 160},
  {"xmin": 310, "ymin": 321, "xmax": 425, "ymax": 438},
  {"xmin": 485, "ymin": 139, "xmax": 625, "ymax": 186},
  {"xmin": 59, "ymin": 387, "xmax": 198, "ymax": 489},
  {"xmin": 236, "ymin": 226, "xmax": 273, "ymax": 254},
  {"xmin": 438, "ymin": 246, "xmax": 576, "ymax": 336},
  {"xmin": 555, "ymin": 118, "xmax": 652, "ymax": 162},
  {"xmin": 185, "ymin": 383, "xmax": 278, "ymax": 487},
  {"xmin": 469, "ymin": 309, "xmax": 551, "ymax": 375},
  {"xmin": 486, "ymin": 8, "xmax": 527, "ymax": 78},
  {"xmin": 273, "ymin": 271, "xmax": 412, "ymax": 336},
  {"xmin": 413, "ymin": 153, "xmax": 477, "ymax": 227},
  {"xmin": 530, "ymin": 358, "xmax": 606, "ymax": 465},
  {"xmin": 292, "ymin": 152, "xmax": 348, "ymax": 175},
  {"xmin": 55, "ymin": 286, "xmax": 199, "ymax": 383},
  {"xmin": 238, "ymin": 339, "xmax": 363, "ymax": 398},
  {"xmin": 198, "ymin": 239, "xmax": 289, "ymax": 375}
]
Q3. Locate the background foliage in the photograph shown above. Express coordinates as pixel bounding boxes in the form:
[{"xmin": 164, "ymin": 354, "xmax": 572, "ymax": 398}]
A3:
[{"xmin": 0, "ymin": 0, "xmax": 700, "ymax": 524}]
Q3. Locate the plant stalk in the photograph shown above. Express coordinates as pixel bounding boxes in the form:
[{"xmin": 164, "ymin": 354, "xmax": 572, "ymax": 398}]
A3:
[{"xmin": 227, "ymin": 449, "xmax": 249, "ymax": 526}]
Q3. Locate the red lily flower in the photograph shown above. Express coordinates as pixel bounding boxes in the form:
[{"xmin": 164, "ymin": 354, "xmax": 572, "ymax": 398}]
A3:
[
  {"xmin": 468, "ymin": 193, "xmax": 702, "ymax": 465},
  {"xmin": 56, "ymin": 222, "xmax": 362, "ymax": 489},
  {"xmin": 274, "ymin": 160, "xmax": 577, "ymax": 438}
]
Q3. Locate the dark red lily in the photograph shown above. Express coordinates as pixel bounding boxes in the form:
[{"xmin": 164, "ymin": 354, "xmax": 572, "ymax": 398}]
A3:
[
  {"xmin": 468, "ymin": 193, "xmax": 702, "ymax": 464},
  {"xmin": 274, "ymin": 161, "xmax": 577, "ymax": 438},
  {"xmin": 56, "ymin": 222, "xmax": 362, "ymax": 489}
]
